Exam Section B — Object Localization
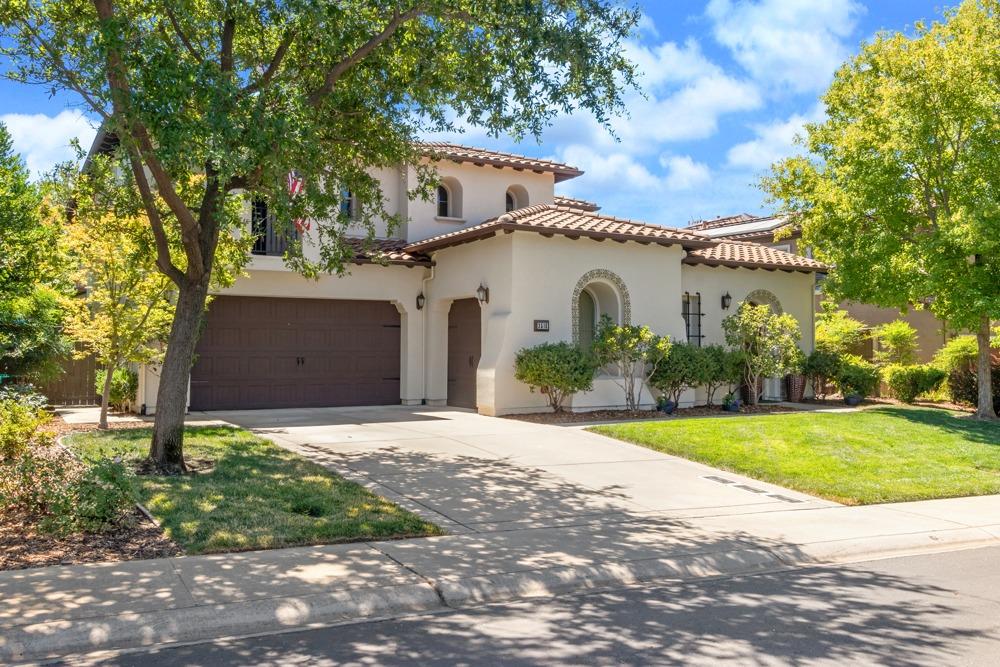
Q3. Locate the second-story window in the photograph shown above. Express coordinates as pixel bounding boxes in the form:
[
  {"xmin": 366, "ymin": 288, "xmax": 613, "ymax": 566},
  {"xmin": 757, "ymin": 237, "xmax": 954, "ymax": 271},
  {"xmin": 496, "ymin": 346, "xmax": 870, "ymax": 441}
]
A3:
[
  {"xmin": 340, "ymin": 188, "xmax": 356, "ymax": 219},
  {"xmin": 437, "ymin": 184, "xmax": 450, "ymax": 217},
  {"xmin": 682, "ymin": 292, "xmax": 703, "ymax": 346},
  {"xmin": 505, "ymin": 192, "xmax": 515, "ymax": 212},
  {"xmin": 251, "ymin": 199, "xmax": 269, "ymax": 255}
]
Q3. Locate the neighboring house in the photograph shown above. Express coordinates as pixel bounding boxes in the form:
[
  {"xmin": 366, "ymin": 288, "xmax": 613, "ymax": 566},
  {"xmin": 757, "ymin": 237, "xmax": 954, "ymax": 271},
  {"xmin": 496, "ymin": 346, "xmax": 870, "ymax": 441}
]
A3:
[
  {"xmin": 687, "ymin": 213, "xmax": 950, "ymax": 363},
  {"xmin": 116, "ymin": 142, "xmax": 824, "ymax": 416}
]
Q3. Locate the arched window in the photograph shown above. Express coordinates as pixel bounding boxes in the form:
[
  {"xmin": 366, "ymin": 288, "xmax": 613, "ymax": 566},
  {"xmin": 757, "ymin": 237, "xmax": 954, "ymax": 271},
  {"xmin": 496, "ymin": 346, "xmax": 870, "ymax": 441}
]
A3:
[
  {"xmin": 437, "ymin": 185, "xmax": 450, "ymax": 217},
  {"xmin": 505, "ymin": 185, "xmax": 529, "ymax": 212},
  {"xmin": 340, "ymin": 188, "xmax": 356, "ymax": 219},
  {"xmin": 578, "ymin": 290, "xmax": 597, "ymax": 349}
]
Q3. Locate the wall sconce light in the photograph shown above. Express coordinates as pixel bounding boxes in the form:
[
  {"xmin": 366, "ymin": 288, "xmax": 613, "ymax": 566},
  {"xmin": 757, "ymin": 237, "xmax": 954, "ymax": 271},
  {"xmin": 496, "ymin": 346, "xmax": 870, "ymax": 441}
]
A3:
[
  {"xmin": 415, "ymin": 292, "xmax": 425, "ymax": 310},
  {"xmin": 721, "ymin": 292, "xmax": 732, "ymax": 310},
  {"xmin": 476, "ymin": 283, "xmax": 490, "ymax": 304}
]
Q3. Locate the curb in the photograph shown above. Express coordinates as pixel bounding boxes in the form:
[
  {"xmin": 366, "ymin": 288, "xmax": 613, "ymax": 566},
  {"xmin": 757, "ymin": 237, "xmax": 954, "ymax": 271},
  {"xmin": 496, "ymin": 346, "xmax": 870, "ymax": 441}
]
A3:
[
  {"xmin": 1, "ymin": 583, "xmax": 444, "ymax": 665},
  {"xmin": 7, "ymin": 529, "xmax": 999, "ymax": 664}
]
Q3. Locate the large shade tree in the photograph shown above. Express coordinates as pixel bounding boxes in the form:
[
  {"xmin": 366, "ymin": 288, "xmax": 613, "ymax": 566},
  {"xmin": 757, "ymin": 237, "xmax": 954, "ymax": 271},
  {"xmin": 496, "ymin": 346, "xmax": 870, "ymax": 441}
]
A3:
[
  {"xmin": 765, "ymin": 0, "xmax": 1000, "ymax": 419},
  {"xmin": 1, "ymin": 0, "xmax": 639, "ymax": 471}
]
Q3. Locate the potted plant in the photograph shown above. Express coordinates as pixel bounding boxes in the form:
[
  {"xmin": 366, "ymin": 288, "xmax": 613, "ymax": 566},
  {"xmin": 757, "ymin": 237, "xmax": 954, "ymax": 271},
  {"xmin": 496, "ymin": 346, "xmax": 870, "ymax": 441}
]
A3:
[
  {"xmin": 785, "ymin": 348, "xmax": 807, "ymax": 402},
  {"xmin": 656, "ymin": 394, "xmax": 677, "ymax": 414},
  {"xmin": 722, "ymin": 392, "xmax": 741, "ymax": 412}
]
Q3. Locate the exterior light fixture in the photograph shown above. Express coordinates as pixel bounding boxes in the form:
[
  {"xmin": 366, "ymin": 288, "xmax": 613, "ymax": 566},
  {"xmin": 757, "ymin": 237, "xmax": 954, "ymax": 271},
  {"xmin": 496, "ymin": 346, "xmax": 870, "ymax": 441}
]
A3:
[
  {"xmin": 721, "ymin": 292, "xmax": 732, "ymax": 310},
  {"xmin": 416, "ymin": 292, "xmax": 426, "ymax": 310},
  {"xmin": 476, "ymin": 283, "xmax": 490, "ymax": 304}
]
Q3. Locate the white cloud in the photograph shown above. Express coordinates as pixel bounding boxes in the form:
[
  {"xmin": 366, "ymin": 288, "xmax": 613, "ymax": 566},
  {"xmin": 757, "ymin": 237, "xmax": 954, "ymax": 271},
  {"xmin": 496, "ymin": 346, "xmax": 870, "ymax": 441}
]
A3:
[
  {"xmin": 707, "ymin": 0, "xmax": 864, "ymax": 93},
  {"xmin": 558, "ymin": 144, "xmax": 664, "ymax": 193},
  {"xmin": 726, "ymin": 104, "xmax": 825, "ymax": 170},
  {"xmin": 0, "ymin": 109, "xmax": 97, "ymax": 178},
  {"xmin": 662, "ymin": 155, "xmax": 711, "ymax": 191}
]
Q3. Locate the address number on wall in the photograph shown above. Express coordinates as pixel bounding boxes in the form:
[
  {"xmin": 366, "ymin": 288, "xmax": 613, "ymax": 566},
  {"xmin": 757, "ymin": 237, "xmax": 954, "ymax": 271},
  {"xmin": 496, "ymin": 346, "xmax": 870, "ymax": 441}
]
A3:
[{"xmin": 533, "ymin": 320, "xmax": 550, "ymax": 332}]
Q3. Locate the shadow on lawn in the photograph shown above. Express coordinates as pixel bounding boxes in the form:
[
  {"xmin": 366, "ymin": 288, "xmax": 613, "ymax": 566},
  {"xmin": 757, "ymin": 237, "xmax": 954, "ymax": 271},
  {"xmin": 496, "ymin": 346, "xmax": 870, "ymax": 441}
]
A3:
[{"xmin": 872, "ymin": 406, "xmax": 1000, "ymax": 446}]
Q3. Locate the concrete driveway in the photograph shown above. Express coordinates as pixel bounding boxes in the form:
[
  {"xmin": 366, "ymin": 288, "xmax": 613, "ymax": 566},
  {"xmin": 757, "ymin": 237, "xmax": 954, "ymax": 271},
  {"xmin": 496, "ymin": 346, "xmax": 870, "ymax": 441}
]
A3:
[{"xmin": 203, "ymin": 406, "xmax": 834, "ymax": 535}]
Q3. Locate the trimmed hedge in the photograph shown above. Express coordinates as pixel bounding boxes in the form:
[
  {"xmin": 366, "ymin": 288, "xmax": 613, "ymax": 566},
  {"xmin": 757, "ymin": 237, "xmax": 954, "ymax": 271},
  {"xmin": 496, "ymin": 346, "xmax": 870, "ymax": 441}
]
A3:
[
  {"xmin": 514, "ymin": 342, "xmax": 596, "ymax": 412},
  {"xmin": 835, "ymin": 355, "xmax": 880, "ymax": 398},
  {"xmin": 882, "ymin": 364, "xmax": 947, "ymax": 404}
]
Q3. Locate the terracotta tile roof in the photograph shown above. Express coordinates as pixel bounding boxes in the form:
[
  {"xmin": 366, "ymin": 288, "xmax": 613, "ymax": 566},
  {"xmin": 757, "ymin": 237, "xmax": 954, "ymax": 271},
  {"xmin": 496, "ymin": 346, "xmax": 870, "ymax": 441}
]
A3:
[
  {"xmin": 417, "ymin": 143, "xmax": 583, "ymax": 182},
  {"xmin": 405, "ymin": 204, "xmax": 716, "ymax": 253},
  {"xmin": 552, "ymin": 195, "xmax": 600, "ymax": 212},
  {"xmin": 686, "ymin": 213, "xmax": 759, "ymax": 230},
  {"xmin": 684, "ymin": 240, "xmax": 825, "ymax": 272},
  {"xmin": 346, "ymin": 238, "xmax": 432, "ymax": 266}
]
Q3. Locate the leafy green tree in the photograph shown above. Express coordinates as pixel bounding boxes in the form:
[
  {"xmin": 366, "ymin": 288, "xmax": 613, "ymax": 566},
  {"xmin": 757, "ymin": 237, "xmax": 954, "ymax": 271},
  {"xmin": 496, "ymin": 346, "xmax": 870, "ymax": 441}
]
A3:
[
  {"xmin": 803, "ymin": 349, "xmax": 842, "ymax": 400},
  {"xmin": 723, "ymin": 304, "xmax": 802, "ymax": 406},
  {"xmin": 0, "ymin": 122, "xmax": 43, "ymax": 301},
  {"xmin": 592, "ymin": 316, "xmax": 671, "ymax": 412},
  {"xmin": 0, "ymin": 1, "xmax": 639, "ymax": 471},
  {"xmin": 700, "ymin": 344, "xmax": 731, "ymax": 407},
  {"xmin": 872, "ymin": 320, "xmax": 919, "ymax": 366},
  {"xmin": 514, "ymin": 342, "xmax": 596, "ymax": 413},
  {"xmin": 764, "ymin": 0, "xmax": 1000, "ymax": 418}
]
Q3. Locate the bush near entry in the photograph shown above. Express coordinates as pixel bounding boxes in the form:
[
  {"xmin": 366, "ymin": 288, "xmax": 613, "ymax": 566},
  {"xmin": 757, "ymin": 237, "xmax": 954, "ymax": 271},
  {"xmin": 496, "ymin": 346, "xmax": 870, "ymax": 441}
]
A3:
[
  {"xmin": 94, "ymin": 367, "xmax": 139, "ymax": 412},
  {"xmin": 514, "ymin": 342, "xmax": 596, "ymax": 413}
]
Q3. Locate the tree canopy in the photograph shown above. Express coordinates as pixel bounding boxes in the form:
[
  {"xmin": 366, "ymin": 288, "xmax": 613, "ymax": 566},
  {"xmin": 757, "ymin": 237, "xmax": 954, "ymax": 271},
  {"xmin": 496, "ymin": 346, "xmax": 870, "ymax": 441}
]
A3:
[{"xmin": 764, "ymin": 0, "xmax": 1000, "ymax": 417}]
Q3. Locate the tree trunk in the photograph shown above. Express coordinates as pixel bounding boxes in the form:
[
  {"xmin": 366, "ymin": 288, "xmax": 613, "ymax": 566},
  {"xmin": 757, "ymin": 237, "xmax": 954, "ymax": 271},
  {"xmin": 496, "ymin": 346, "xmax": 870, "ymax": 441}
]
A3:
[
  {"xmin": 149, "ymin": 278, "xmax": 211, "ymax": 473},
  {"xmin": 975, "ymin": 315, "xmax": 996, "ymax": 420},
  {"xmin": 99, "ymin": 361, "xmax": 115, "ymax": 430}
]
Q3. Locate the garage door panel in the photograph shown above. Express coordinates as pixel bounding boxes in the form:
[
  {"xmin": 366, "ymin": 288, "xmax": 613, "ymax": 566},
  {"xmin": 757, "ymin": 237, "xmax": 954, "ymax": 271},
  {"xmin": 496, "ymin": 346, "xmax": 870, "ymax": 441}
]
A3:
[{"xmin": 190, "ymin": 296, "xmax": 401, "ymax": 411}]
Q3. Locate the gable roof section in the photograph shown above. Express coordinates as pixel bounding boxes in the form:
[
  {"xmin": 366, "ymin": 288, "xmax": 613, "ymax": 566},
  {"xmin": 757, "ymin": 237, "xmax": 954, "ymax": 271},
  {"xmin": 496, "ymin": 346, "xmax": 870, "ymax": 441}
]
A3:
[
  {"xmin": 418, "ymin": 143, "xmax": 583, "ymax": 182},
  {"xmin": 404, "ymin": 204, "xmax": 716, "ymax": 254},
  {"xmin": 553, "ymin": 195, "xmax": 601, "ymax": 212},
  {"xmin": 684, "ymin": 240, "xmax": 824, "ymax": 272}
]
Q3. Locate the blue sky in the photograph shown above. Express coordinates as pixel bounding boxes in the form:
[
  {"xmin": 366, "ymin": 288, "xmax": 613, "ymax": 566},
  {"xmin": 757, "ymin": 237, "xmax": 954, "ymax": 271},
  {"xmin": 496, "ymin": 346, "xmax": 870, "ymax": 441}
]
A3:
[{"xmin": 1, "ymin": 0, "xmax": 949, "ymax": 228}]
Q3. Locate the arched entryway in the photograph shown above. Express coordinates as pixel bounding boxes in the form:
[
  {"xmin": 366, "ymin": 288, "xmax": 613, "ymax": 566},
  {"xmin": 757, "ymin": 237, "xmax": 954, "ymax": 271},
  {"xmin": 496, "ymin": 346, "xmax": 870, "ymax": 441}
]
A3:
[
  {"xmin": 744, "ymin": 289, "xmax": 785, "ymax": 401},
  {"xmin": 572, "ymin": 269, "xmax": 631, "ymax": 347}
]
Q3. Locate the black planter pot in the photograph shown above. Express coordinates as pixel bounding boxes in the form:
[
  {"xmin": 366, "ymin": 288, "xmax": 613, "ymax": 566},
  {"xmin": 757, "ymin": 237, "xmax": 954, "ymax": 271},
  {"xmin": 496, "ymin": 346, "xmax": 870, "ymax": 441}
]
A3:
[
  {"xmin": 844, "ymin": 393, "xmax": 863, "ymax": 406},
  {"xmin": 659, "ymin": 400, "xmax": 677, "ymax": 414},
  {"xmin": 724, "ymin": 400, "xmax": 741, "ymax": 413}
]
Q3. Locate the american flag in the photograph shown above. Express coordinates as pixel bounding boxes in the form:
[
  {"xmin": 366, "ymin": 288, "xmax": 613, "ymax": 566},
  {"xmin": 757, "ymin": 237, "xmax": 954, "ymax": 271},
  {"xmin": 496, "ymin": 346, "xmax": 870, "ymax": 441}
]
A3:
[{"xmin": 286, "ymin": 170, "xmax": 309, "ymax": 232}]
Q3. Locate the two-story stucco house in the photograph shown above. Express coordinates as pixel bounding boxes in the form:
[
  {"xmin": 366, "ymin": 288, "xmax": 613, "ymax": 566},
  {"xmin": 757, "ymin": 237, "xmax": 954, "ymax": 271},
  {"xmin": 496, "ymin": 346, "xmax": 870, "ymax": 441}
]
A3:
[{"xmin": 132, "ymin": 143, "xmax": 825, "ymax": 416}]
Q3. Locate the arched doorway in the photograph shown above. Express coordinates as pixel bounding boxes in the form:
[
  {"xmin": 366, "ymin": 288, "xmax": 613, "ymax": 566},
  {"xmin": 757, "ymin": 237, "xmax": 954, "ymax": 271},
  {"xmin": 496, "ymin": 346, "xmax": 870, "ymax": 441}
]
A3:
[{"xmin": 744, "ymin": 289, "xmax": 785, "ymax": 401}]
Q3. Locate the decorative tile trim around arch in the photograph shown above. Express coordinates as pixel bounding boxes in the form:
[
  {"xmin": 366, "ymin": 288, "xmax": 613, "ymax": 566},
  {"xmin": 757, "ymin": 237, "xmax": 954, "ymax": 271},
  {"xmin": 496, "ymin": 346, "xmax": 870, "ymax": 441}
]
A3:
[
  {"xmin": 744, "ymin": 288, "xmax": 783, "ymax": 314},
  {"xmin": 571, "ymin": 269, "xmax": 632, "ymax": 344}
]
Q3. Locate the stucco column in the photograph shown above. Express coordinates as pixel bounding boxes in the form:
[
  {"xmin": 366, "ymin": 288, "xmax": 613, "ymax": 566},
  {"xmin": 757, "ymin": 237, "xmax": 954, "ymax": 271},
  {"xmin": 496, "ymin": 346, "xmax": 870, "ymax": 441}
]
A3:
[
  {"xmin": 394, "ymin": 302, "xmax": 424, "ymax": 405},
  {"xmin": 424, "ymin": 300, "xmax": 451, "ymax": 405}
]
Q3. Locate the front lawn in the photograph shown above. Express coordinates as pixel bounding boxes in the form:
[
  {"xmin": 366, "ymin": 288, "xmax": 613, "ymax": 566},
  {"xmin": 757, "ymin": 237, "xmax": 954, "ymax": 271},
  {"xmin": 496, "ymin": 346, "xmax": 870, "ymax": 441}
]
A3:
[
  {"xmin": 67, "ymin": 426, "xmax": 441, "ymax": 554},
  {"xmin": 590, "ymin": 407, "xmax": 1000, "ymax": 505}
]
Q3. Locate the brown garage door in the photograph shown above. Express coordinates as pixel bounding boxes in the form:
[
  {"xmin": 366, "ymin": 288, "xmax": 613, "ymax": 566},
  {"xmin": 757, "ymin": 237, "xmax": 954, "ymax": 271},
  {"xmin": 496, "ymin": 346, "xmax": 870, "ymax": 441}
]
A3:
[
  {"xmin": 190, "ymin": 296, "xmax": 401, "ymax": 411},
  {"xmin": 447, "ymin": 298, "xmax": 481, "ymax": 409}
]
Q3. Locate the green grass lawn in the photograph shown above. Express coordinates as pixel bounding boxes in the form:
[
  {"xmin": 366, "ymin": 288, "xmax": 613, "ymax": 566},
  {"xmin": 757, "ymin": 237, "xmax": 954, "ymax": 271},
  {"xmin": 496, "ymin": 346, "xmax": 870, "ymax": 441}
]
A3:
[
  {"xmin": 590, "ymin": 407, "xmax": 1000, "ymax": 505},
  {"xmin": 67, "ymin": 426, "xmax": 441, "ymax": 554}
]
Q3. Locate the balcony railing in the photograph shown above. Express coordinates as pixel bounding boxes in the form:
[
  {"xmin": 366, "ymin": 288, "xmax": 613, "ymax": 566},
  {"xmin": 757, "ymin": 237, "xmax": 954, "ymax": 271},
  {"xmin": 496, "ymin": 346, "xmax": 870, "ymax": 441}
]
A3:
[{"xmin": 251, "ymin": 200, "xmax": 298, "ymax": 256}]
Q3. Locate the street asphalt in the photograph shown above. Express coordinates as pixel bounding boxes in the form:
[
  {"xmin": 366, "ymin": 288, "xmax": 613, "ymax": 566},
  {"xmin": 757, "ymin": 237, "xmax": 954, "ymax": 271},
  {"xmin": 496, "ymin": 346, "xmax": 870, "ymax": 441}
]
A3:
[{"xmin": 85, "ymin": 545, "xmax": 1000, "ymax": 666}]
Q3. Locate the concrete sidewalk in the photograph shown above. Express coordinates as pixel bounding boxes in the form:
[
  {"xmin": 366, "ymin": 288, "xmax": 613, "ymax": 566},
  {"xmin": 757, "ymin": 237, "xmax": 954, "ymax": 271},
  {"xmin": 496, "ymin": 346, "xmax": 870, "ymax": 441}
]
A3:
[{"xmin": 3, "ymin": 494, "xmax": 1000, "ymax": 664}]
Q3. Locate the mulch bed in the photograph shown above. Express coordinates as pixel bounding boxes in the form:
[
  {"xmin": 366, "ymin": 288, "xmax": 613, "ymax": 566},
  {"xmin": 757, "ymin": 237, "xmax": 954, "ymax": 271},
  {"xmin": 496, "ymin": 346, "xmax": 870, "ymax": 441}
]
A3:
[
  {"xmin": 0, "ymin": 508, "xmax": 182, "ymax": 571},
  {"xmin": 505, "ymin": 404, "xmax": 797, "ymax": 424},
  {"xmin": 0, "ymin": 413, "xmax": 182, "ymax": 572}
]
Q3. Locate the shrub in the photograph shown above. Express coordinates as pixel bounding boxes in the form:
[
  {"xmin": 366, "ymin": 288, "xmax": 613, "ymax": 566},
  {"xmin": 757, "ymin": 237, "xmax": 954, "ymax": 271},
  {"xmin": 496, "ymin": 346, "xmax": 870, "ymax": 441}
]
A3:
[
  {"xmin": 947, "ymin": 362, "xmax": 1000, "ymax": 412},
  {"xmin": 882, "ymin": 364, "xmax": 947, "ymax": 403},
  {"xmin": 592, "ymin": 316, "xmax": 671, "ymax": 412},
  {"xmin": 649, "ymin": 342, "xmax": 707, "ymax": 404},
  {"xmin": 835, "ymin": 355, "xmax": 880, "ymax": 398},
  {"xmin": 95, "ymin": 367, "xmax": 139, "ymax": 412},
  {"xmin": 0, "ymin": 399, "xmax": 48, "ymax": 461},
  {"xmin": 803, "ymin": 349, "xmax": 841, "ymax": 399},
  {"xmin": 0, "ymin": 446, "xmax": 135, "ymax": 535},
  {"xmin": 701, "ymin": 345, "xmax": 737, "ymax": 406},
  {"xmin": 514, "ymin": 342, "xmax": 596, "ymax": 412},
  {"xmin": 815, "ymin": 303, "xmax": 867, "ymax": 356},
  {"xmin": 873, "ymin": 320, "xmax": 919, "ymax": 365},
  {"xmin": 933, "ymin": 335, "xmax": 980, "ymax": 374},
  {"xmin": 0, "ymin": 383, "xmax": 48, "ymax": 410}
]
